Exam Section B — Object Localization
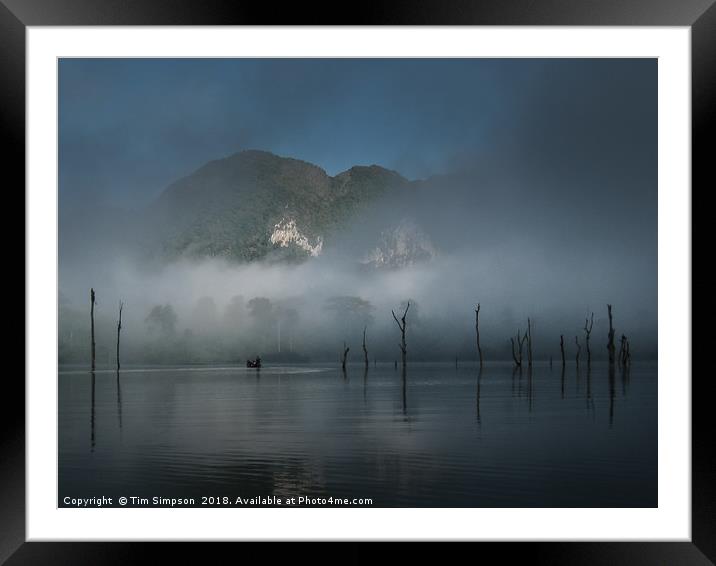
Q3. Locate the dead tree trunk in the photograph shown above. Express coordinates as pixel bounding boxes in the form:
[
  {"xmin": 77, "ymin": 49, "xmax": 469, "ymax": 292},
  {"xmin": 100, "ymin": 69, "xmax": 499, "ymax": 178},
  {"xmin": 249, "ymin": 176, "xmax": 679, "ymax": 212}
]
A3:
[
  {"xmin": 362, "ymin": 326, "xmax": 369, "ymax": 369},
  {"xmin": 90, "ymin": 288, "xmax": 96, "ymax": 372},
  {"xmin": 584, "ymin": 312, "xmax": 594, "ymax": 368},
  {"xmin": 116, "ymin": 301, "xmax": 124, "ymax": 371},
  {"xmin": 341, "ymin": 342, "xmax": 350, "ymax": 371},
  {"xmin": 391, "ymin": 301, "xmax": 410, "ymax": 369},
  {"xmin": 526, "ymin": 317, "xmax": 533, "ymax": 368},
  {"xmin": 619, "ymin": 334, "xmax": 632, "ymax": 367},
  {"xmin": 511, "ymin": 329, "xmax": 527, "ymax": 367},
  {"xmin": 575, "ymin": 335, "xmax": 581, "ymax": 367},
  {"xmin": 560, "ymin": 335, "xmax": 566, "ymax": 367},
  {"xmin": 475, "ymin": 303, "xmax": 483, "ymax": 367},
  {"xmin": 511, "ymin": 337, "xmax": 520, "ymax": 366},
  {"xmin": 607, "ymin": 304, "xmax": 616, "ymax": 366}
]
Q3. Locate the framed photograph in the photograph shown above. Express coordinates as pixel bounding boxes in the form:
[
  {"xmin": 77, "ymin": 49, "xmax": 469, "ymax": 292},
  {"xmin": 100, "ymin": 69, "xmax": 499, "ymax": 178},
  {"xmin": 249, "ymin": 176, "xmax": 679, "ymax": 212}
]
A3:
[{"xmin": 8, "ymin": 0, "xmax": 708, "ymax": 563}]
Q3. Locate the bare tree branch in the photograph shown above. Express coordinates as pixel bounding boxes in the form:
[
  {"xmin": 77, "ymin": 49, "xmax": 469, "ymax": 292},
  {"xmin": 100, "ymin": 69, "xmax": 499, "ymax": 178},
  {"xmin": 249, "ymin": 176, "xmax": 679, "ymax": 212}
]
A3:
[
  {"xmin": 584, "ymin": 312, "xmax": 594, "ymax": 368},
  {"xmin": 392, "ymin": 301, "xmax": 410, "ymax": 368},
  {"xmin": 607, "ymin": 304, "xmax": 616, "ymax": 366},
  {"xmin": 341, "ymin": 342, "xmax": 350, "ymax": 372},
  {"xmin": 475, "ymin": 303, "xmax": 483, "ymax": 367},
  {"xmin": 116, "ymin": 300, "xmax": 124, "ymax": 371},
  {"xmin": 90, "ymin": 288, "xmax": 96, "ymax": 372}
]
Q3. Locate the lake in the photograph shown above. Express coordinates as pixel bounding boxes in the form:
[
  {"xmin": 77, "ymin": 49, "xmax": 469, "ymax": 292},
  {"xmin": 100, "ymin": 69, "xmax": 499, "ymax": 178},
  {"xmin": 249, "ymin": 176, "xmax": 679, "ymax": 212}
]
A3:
[{"xmin": 58, "ymin": 361, "xmax": 657, "ymax": 507}]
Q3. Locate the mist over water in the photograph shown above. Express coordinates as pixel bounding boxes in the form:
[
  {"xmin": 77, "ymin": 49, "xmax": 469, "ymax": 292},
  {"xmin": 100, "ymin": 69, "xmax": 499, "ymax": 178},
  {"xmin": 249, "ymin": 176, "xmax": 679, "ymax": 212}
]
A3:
[
  {"xmin": 59, "ymin": 361, "xmax": 657, "ymax": 508},
  {"xmin": 58, "ymin": 161, "xmax": 657, "ymax": 365},
  {"xmin": 59, "ymin": 58, "xmax": 657, "ymax": 365},
  {"xmin": 58, "ymin": 203, "xmax": 656, "ymax": 365},
  {"xmin": 57, "ymin": 57, "xmax": 658, "ymax": 510}
]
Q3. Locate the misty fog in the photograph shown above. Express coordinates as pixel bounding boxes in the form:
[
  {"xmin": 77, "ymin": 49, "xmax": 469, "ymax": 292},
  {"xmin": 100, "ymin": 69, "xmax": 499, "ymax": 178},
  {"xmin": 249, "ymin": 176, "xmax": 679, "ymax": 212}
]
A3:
[
  {"xmin": 58, "ymin": 58, "xmax": 657, "ymax": 365},
  {"xmin": 58, "ymin": 171, "xmax": 657, "ymax": 365}
]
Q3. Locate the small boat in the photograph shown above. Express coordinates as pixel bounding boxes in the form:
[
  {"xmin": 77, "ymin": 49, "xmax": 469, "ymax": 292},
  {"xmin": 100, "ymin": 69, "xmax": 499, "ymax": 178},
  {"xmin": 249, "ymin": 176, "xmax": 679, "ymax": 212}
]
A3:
[{"xmin": 246, "ymin": 357, "xmax": 262, "ymax": 369}]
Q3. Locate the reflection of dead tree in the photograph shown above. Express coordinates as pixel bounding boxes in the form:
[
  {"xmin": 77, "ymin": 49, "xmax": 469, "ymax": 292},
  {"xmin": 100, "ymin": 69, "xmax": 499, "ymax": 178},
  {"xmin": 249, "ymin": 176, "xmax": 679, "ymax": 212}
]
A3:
[
  {"xmin": 90, "ymin": 288, "xmax": 96, "ymax": 371},
  {"xmin": 511, "ymin": 336, "xmax": 519, "ymax": 366},
  {"xmin": 575, "ymin": 335, "xmax": 581, "ymax": 367},
  {"xmin": 619, "ymin": 335, "xmax": 632, "ymax": 368},
  {"xmin": 391, "ymin": 301, "xmax": 410, "ymax": 369},
  {"xmin": 608, "ymin": 364, "xmax": 616, "ymax": 426},
  {"xmin": 116, "ymin": 301, "xmax": 124, "ymax": 371},
  {"xmin": 511, "ymin": 329, "xmax": 528, "ymax": 367},
  {"xmin": 341, "ymin": 342, "xmax": 350, "ymax": 372},
  {"xmin": 363, "ymin": 365, "xmax": 368, "ymax": 402},
  {"xmin": 116, "ymin": 368, "xmax": 122, "ymax": 429},
  {"xmin": 560, "ymin": 335, "xmax": 566, "ymax": 368},
  {"xmin": 607, "ymin": 304, "xmax": 616, "ymax": 366},
  {"xmin": 401, "ymin": 367, "xmax": 407, "ymax": 415},
  {"xmin": 362, "ymin": 326, "xmax": 369, "ymax": 370},
  {"xmin": 476, "ymin": 367, "xmax": 483, "ymax": 425},
  {"xmin": 527, "ymin": 366, "xmax": 533, "ymax": 413},
  {"xmin": 475, "ymin": 303, "xmax": 483, "ymax": 367},
  {"xmin": 584, "ymin": 312, "xmax": 594, "ymax": 368},
  {"xmin": 90, "ymin": 372, "xmax": 96, "ymax": 451}
]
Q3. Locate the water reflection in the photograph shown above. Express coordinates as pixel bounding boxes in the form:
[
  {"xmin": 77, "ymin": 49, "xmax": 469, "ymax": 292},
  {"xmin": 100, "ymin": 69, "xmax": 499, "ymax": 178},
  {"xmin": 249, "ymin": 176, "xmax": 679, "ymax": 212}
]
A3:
[
  {"xmin": 512, "ymin": 366, "xmax": 524, "ymax": 398},
  {"xmin": 65, "ymin": 362, "xmax": 655, "ymax": 508},
  {"xmin": 401, "ymin": 366, "xmax": 407, "ymax": 416},
  {"xmin": 621, "ymin": 364, "xmax": 630, "ymax": 396},
  {"xmin": 608, "ymin": 364, "xmax": 616, "ymax": 427},
  {"xmin": 527, "ymin": 367, "xmax": 534, "ymax": 413},
  {"xmin": 586, "ymin": 367, "xmax": 595, "ymax": 417},
  {"xmin": 363, "ymin": 366, "xmax": 368, "ymax": 404},
  {"xmin": 90, "ymin": 371, "xmax": 96, "ymax": 452},
  {"xmin": 116, "ymin": 370, "xmax": 122, "ymax": 430},
  {"xmin": 476, "ymin": 367, "xmax": 483, "ymax": 425},
  {"xmin": 575, "ymin": 365, "xmax": 581, "ymax": 395},
  {"xmin": 86, "ymin": 363, "xmax": 631, "ymax": 433}
]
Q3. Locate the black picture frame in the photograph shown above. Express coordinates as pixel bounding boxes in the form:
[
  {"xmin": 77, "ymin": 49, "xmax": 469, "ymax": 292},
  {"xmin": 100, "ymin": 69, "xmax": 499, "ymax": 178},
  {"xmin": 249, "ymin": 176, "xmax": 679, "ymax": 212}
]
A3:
[{"xmin": 6, "ymin": 1, "xmax": 708, "ymax": 564}]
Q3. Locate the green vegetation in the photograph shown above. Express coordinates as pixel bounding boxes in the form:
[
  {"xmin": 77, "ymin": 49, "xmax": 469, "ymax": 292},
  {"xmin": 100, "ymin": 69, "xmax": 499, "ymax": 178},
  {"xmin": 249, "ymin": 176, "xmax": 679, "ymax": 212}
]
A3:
[{"xmin": 149, "ymin": 150, "xmax": 409, "ymax": 262}]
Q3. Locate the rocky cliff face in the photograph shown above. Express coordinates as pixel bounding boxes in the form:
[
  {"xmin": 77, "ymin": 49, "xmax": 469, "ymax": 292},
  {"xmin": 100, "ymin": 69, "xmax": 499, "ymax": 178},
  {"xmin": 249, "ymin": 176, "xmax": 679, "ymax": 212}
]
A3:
[
  {"xmin": 363, "ymin": 219, "xmax": 438, "ymax": 269},
  {"xmin": 146, "ymin": 150, "xmax": 409, "ymax": 263},
  {"xmin": 269, "ymin": 217, "xmax": 324, "ymax": 257}
]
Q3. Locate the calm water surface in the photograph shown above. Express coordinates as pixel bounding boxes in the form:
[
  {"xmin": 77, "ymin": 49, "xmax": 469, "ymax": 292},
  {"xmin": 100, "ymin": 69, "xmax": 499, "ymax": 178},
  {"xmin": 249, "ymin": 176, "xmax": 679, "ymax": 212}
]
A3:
[{"xmin": 59, "ymin": 362, "xmax": 656, "ymax": 507}]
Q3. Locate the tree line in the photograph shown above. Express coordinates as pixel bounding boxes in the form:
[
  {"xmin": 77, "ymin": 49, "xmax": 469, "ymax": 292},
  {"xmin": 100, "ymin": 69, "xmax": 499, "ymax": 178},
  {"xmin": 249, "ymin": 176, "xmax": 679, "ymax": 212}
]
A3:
[
  {"xmin": 338, "ymin": 302, "xmax": 632, "ymax": 372},
  {"xmin": 85, "ymin": 288, "xmax": 632, "ymax": 371}
]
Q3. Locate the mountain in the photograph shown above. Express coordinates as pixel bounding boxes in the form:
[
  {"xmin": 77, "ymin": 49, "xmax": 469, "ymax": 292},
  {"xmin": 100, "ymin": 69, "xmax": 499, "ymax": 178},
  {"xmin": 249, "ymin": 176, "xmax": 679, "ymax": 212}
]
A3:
[
  {"xmin": 362, "ymin": 219, "xmax": 438, "ymax": 269},
  {"xmin": 147, "ymin": 150, "xmax": 410, "ymax": 262}
]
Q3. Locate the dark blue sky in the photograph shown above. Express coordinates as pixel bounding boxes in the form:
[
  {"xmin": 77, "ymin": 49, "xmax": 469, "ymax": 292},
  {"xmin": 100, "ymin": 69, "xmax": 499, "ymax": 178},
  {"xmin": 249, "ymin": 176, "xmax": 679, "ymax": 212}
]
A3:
[{"xmin": 59, "ymin": 58, "xmax": 656, "ymax": 211}]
